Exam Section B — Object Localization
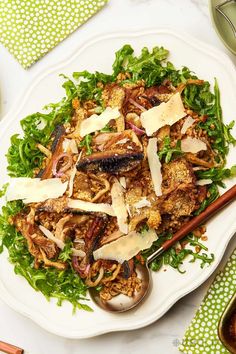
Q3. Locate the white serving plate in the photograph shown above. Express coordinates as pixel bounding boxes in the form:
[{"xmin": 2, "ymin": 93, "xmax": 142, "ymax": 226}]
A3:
[{"xmin": 0, "ymin": 29, "xmax": 236, "ymax": 339}]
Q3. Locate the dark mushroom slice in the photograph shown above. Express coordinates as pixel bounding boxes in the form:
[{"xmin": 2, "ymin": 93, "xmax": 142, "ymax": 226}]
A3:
[
  {"xmin": 50, "ymin": 125, "xmax": 66, "ymax": 153},
  {"xmin": 85, "ymin": 216, "xmax": 108, "ymax": 263},
  {"xmin": 37, "ymin": 125, "xmax": 66, "ymax": 179},
  {"xmin": 76, "ymin": 149, "xmax": 144, "ymax": 173}
]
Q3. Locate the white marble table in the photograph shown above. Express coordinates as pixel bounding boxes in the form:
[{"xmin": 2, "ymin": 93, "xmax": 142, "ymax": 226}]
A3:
[{"xmin": 0, "ymin": 1, "xmax": 235, "ymax": 353}]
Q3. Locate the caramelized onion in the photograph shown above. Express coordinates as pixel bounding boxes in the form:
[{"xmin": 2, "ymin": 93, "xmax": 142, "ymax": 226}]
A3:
[
  {"xmin": 129, "ymin": 98, "xmax": 147, "ymax": 112},
  {"xmin": 127, "ymin": 121, "xmax": 145, "ymax": 135},
  {"xmin": 52, "ymin": 152, "xmax": 73, "ymax": 177}
]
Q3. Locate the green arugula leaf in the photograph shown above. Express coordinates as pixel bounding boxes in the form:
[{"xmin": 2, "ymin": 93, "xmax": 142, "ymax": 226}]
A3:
[
  {"xmin": 112, "ymin": 44, "xmax": 134, "ymax": 77},
  {"xmin": 196, "ymin": 166, "xmax": 236, "ymax": 187},
  {"xmin": 0, "ymin": 202, "xmax": 92, "ymax": 312},
  {"xmin": 79, "ymin": 134, "xmax": 93, "ymax": 155},
  {"xmin": 194, "ymin": 183, "xmax": 219, "ymax": 215},
  {"xmin": 58, "ymin": 241, "xmax": 73, "ymax": 262},
  {"xmin": 73, "ymin": 70, "xmax": 113, "ymax": 103},
  {"xmin": 158, "ymin": 136, "xmax": 183, "ymax": 163},
  {"xmin": 100, "ymin": 124, "xmax": 115, "ymax": 132},
  {"xmin": 196, "ymin": 79, "xmax": 236, "ymax": 159}
]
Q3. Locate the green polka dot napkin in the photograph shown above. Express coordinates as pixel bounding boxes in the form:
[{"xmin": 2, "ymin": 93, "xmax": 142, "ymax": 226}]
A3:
[
  {"xmin": 179, "ymin": 248, "xmax": 236, "ymax": 354},
  {"xmin": 0, "ymin": 0, "xmax": 108, "ymax": 69}
]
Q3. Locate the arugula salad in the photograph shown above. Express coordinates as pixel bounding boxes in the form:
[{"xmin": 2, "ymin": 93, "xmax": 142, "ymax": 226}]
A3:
[{"xmin": 0, "ymin": 44, "xmax": 235, "ymax": 312}]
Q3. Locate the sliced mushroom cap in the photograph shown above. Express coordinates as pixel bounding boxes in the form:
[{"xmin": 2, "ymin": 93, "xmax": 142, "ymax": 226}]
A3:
[{"xmin": 76, "ymin": 149, "xmax": 144, "ymax": 173}]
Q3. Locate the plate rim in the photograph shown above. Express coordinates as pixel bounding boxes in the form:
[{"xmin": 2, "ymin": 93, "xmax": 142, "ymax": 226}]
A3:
[{"xmin": 0, "ymin": 28, "xmax": 236, "ymax": 339}]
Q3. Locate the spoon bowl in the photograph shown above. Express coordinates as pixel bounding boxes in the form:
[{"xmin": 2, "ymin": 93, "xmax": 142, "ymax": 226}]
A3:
[{"xmin": 89, "ymin": 263, "xmax": 150, "ymax": 312}]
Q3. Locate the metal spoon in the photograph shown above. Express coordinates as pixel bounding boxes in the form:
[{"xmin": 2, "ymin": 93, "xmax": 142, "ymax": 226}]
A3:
[{"xmin": 89, "ymin": 184, "xmax": 236, "ymax": 312}]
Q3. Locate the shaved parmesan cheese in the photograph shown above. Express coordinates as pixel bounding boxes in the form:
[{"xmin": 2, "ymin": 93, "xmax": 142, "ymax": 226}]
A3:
[
  {"xmin": 79, "ymin": 107, "xmax": 121, "ymax": 137},
  {"xmin": 93, "ymin": 229, "xmax": 158, "ymax": 263},
  {"xmin": 140, "ymin": 93, "xmax": 186, "ymax": 136},
  {"xmin": 68, "ymin": 166, "xmax": 76, "ymax": 198},
  {"xmin": 63, "ymin": 138, "xmax": 78, "ymax": 154},
  {"xmin": 111, "ymin": 180, "xmax": 128, "ymax": 234},
  {"xmin": 68, "ymin": 198, "xmax": 115, "ymax": 216},
  {"xmin": 133, "ymin": 197, "xmax": 151, "ymax": 209},
  {"xmin": 181, "ymin": 137, "xmax": 207, "ymax": 154},
  {"xmin": 6, "ymin": 178, "xmax": 68, "ymax": 204},
  {"xmin": 116, "ymin": 138, "xmax": 129, "ymax": 144},
  {"xmin": 39, "ymin": 225, "xmax": 65, "ymax": 250},
  {"xmin": 68, "ymin": 166, "xmax": 77, "ymax": 198},
  {"xmin": 126, "ymin": 204, "xmax": 132, "ymax": 217},
  {"xmin": 181, "ymin": 116, "xmax": 195, "ymax": 134},
  {"xmin": 119, "ymin": 177, "xmax": 126, "ymax": 189},
  {"xmin": 39, "ymin": 225, "xmax": 85, "ymax": 257},
  {"xmin": 147, "ymin": 138, "xmax": 162, "ymax": 196},
  {"xmin": 196, "ymin": 179, "xmax": 213, "ymax": 186}
]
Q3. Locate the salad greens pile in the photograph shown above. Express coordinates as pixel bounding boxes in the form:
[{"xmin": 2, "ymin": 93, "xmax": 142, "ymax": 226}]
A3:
[{"xmin": 0, "ymin": 44, "xmax": 235, "ymax": 310}]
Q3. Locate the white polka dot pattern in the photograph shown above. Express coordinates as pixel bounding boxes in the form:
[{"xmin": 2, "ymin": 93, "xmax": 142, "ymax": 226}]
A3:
[
  {"xmin": 179, "ymin": 249, "xmax": 236, "ymax": 353},
  {"xmin": 0, "ymin": 0, "xmax": 108, "ymax": 69}
]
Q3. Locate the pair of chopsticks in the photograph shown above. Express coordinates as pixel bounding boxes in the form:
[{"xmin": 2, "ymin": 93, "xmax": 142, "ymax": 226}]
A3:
[{"xmin": 0, "ymin": 341, "xmax": 24, "ymax": 354}]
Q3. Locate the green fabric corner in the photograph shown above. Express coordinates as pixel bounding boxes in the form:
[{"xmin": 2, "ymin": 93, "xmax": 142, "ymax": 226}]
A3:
[
  {"xmin": 0, "ymin": 0, "xmax": 108, "ymax": 69},
  {"xmin": 179, "ymin": 248, "xmax": 236, "ymax": 354}
]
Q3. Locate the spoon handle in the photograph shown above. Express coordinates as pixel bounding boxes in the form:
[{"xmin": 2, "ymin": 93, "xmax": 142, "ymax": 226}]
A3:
[{"xmin": 147, "ymin": 184, "xmax": 236, "ymax": 264}]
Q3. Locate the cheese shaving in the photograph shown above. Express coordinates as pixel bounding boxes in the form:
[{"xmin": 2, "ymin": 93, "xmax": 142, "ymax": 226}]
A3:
[
  {"xmin": 181, "ymin": 137, "xmax": 207, "ymax": 154},
  {"xmin": 62, "ymin": 138, "xmax": 78, "ymax": 154},
  {"xmin": 111, "ymin": 180, "xmax": 128, "ymax": 234},
  {"xmin": 6, "ymin": 178, "xmax": 68, "ymax": 204},
  {"xmin": 67, "ymin": 198, "xmax": 115, "ymax": 216},
  {"xmin": 79, "ymin": 107, "xmax": 121, "ymax": 137},
  {"xmin": 93, "ymin": 229, "xmax": 158, "ymax": 263},
  {"xmin": 39, "ymin": 224, "xmax": 65, "ymax": 249},
  {"xmin": 39, "ymin": 225, "xmax": 86, "ymax": 257},
  {"xmin": 133, "ymin": 197, "xmax": 151, "ymax": 209},
  {"xmin": 147, "ymin": 138, "xmax": 162, "ymax": 196},
  {"xmin": 181, "ymin": 116, "xmax": 195, "ymax": 134},
  {"xmin": 119, "ymin": 177, "xmax": 126, "ymax": 189},
  {"xmin": 196, "ymin": 179, "xmax": 213, "ymax": 186},
  {"xmin": 140, "ymin": 93, "xmax": 186, "ymax": 136}
]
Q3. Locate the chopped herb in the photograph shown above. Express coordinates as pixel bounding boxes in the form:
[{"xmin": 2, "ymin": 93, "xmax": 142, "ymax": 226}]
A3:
[
  {"xmin": 158, "ymin": 137, "xmax": 183, "ymax": 163},
  {"xmin": 58, "ymin": 241, "xmax": 73, "ymax": 262},
  {"xmin": 194, "ymin": 183, "xmax": 219, "ymax": 215},
  {"xmin": 100, "ymin": 124, "xmax": 114, "ymax": 132},
  {"xmin": 79, "ymin": 134, "xmax": 93, "ymax": 155}
]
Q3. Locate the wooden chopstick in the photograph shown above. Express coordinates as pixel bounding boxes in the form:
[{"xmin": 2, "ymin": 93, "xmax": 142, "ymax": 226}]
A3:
[
  {"xmin": 162, "ymin": 184, "xmax": 236, "ymax": 251},
  {"xmin": 0, "ymin": 341, "xmax": 23, "ymax": 354}
]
